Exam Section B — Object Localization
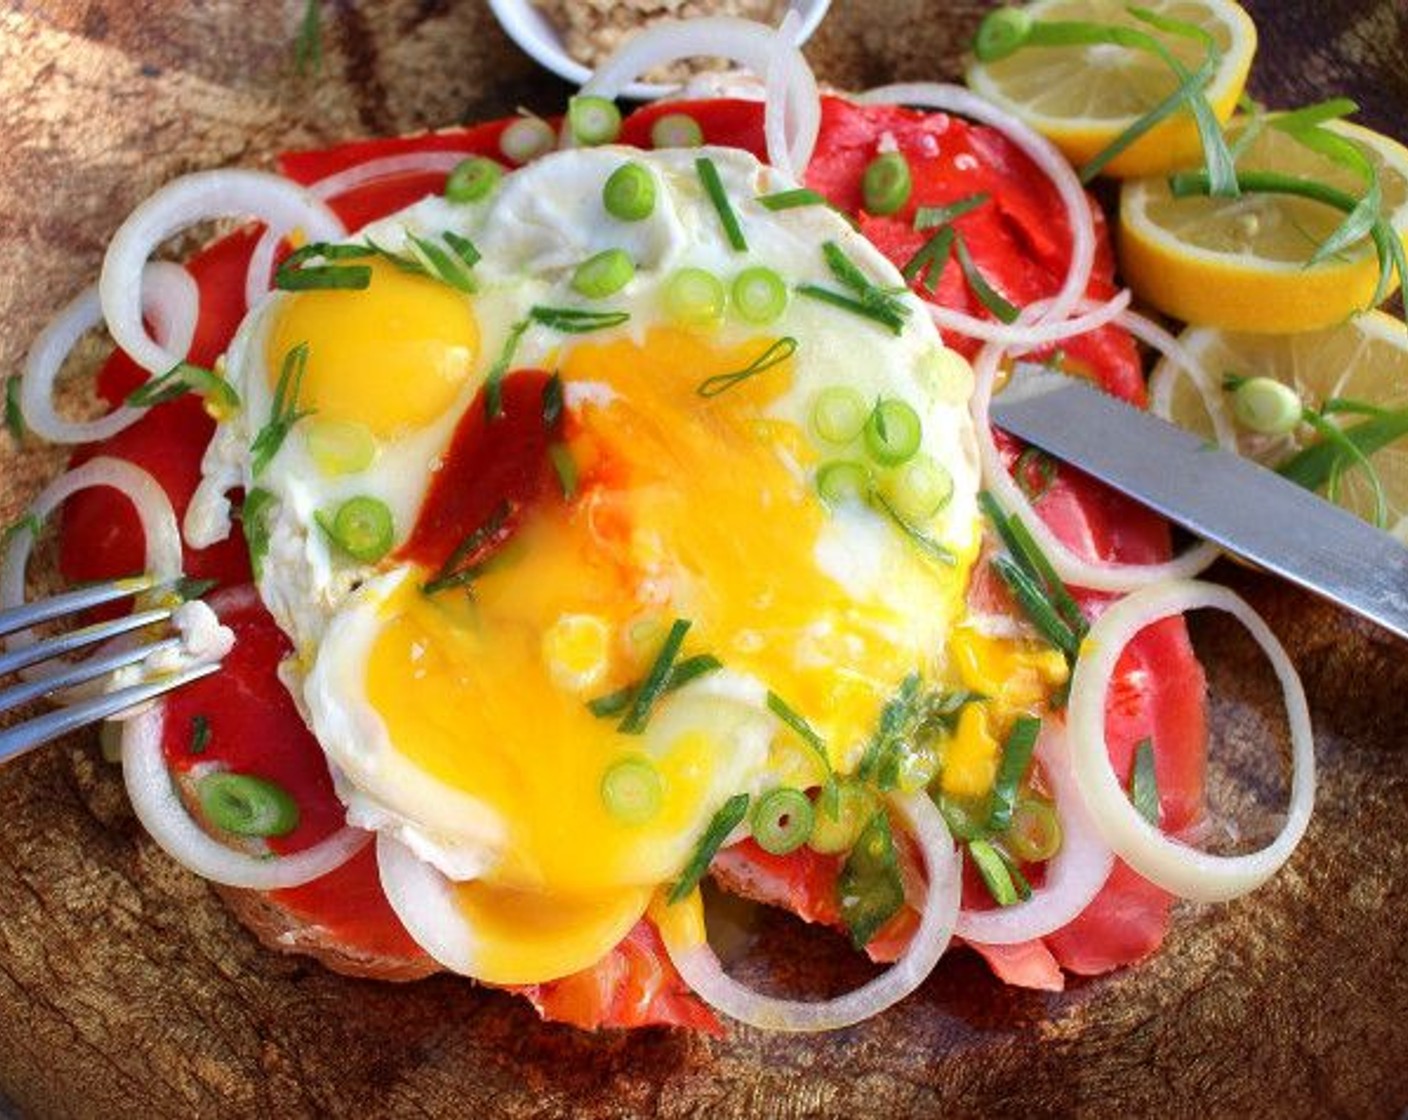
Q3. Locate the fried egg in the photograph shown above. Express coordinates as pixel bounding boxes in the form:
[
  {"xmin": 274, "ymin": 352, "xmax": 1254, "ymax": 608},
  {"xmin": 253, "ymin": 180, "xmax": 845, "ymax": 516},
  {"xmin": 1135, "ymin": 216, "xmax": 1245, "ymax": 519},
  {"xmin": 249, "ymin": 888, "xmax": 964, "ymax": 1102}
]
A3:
[{"xmin": 200, "ymin": 144, "xmax": 1004, "ymax": 984}]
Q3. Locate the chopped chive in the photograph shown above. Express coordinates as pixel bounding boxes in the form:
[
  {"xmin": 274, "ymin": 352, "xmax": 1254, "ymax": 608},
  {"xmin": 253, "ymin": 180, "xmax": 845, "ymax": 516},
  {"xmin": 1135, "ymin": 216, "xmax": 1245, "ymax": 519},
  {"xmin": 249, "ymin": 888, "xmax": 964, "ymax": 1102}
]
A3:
[
  {"xmin": 862, "ymin": 151, "xmax": 912, "ymax": 215},
  {"xmin": 953, "ymin": 234, "xmax": 1019, "ymax": 323},
  {"xmin": 293, "ymin": 0, "xmax": 322, "ymax": 77},
  {"xmin": 757, "ymin": 188, "xmax": 829, "ymax": 211},
  {"xmin": 274, "ymin": 242, "xmax": 373, "ymax": 291},
  {"xmin": 696, "ymin": 157, "xmax": 748, "ymax": 252},
  {"xmin": 1130, "ymin": 737, "xmax": 1161, "ymax": 826},
  {"xmin": 766, "ymin": 689, "xmax": 838, "ymax": 812},
  {"xmin": 821, "ymin": 241, "xmax": 911, "ymax": 325},
  {"xmin": 549, "ymin": 443, "xmax": 578, "ymax": 501},
  {"xmin": 541, "ymin": 373, "xmax": 565, "ymax": 429},
  {"xmin": 445, "ymin": 157, "xmax": 502, "ymax": 203},
  {"xmin": 914, "ymin": 192, "xmax": 991, "ymax": 229},
  {"xmin": 751, "ymin": 787, "xmax": 815, "ymax": 856},
  {"xmin": 238, "ymin": 487, "xmax": 277, "ymax": 580},
  {"xmin": 979, "ymin": 490, "xmax": 1086, "ymax": 643},
  {"xmin": 5, "ymin": 377, "xmax": 25, "ymax": 441},
  {"xmin": 422, "ymin": 500, "xmax": 511, "ymax": 595},
  {"xmin": 872, "ymin": 490, "xmax": 956, "ymax": 566},
  {"xmin": 838, "ymin": 810, "xmax": 906, "ymax": 947},
  {"xmin": 197, "ymin": 772, "xmax": 299, "ymax": 838},
  {"xmin": 618, "ymin": 618, "xmax": 691, "ymax": 734},
  {"xmin": 392, "ymin": 229, "xmax": 480, "ymax": 293},
  {"xmin": 669, "ymin": 792, "xmax": 750, "ymax": 904},
  {"xmin": 864, "ymin": 398, "xmax": 922, "ymax": 465},
  {"xmin": 250, "ymin": 342, "xmax": 314, "ymax": 477},
  {"xmin": 796, "ymin": 284, "xmax": 905, "ymax": 334},
  {"xmin": 190, "ymin": 715, "xmax": 211, "ymax": 756},
  {"xmin": 901, "ymin": 226, "xmax": 955, "ymax": 295},
  {"xmin": 987, "ymin": 716, "xmax": 1042, "ymax": 833},
  {"xmin": 991, "ymin": 554, "xmax": 1081, "ymax": 659},
  {"xmin": 969, "ymin": 837, "xmax": 1023, "ymax": 907},
  {"xmin": 857, "ymin": 672, "xmax": 920, "ymax": 785},
  {"xmin": 529, "ymin": 306, "xmax": 630, "ymax": 333},
  {"xmin": 484, "ymin": 318, "xmax": 529, "ymax": 421},
  {"xmin": 126, "ymin": 361, "xmax": 241, "ymax": 414},
  {"xmin": 696, "ymin": 336, "xmax": 797, "ymax": 398},
  {"xmin": 603, "ymin": 161, "xmax": 657, "ymax": 221},
  {"xmin": 586, "ymin": 652, "xmax": 722, "ymax": 719},
  {"xmin": 171, "ymin": 576, "xmax": 218, "ymax": 603}
]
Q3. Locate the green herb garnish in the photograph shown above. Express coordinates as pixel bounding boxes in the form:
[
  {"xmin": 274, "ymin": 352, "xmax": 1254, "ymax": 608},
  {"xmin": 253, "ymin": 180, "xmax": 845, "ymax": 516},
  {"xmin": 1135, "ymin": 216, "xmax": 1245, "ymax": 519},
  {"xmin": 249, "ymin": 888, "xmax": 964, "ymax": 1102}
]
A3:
[
  {"xmin": 914, "ymin": 192, "xmax": 992, "ymax": 230},
  {"xmin": 587, "ymin": 653, "xmax": 722, "ymax": 718},
  {"xmin": 669, "ymin": 792, "xmax": 750, "ymax": 904},
  {"xmin": 190, "ymin": 715, "xmax": 211, "ymax": 756},
  {"xmin": 238, "ymin": 488, "xmax": 278, "ymax": 580},
  {"xmin": 872, "ymin": 489, "xmax": 957, "ymax": 566},
  {"xmin": 765, "ymin": 690, "xmax": 837, "ymax": 809},
  {"xmin": 422, "ymin": 500, "xmax": 511, "ymax": 595},
  {"xmin": 250, "ymin": 342, "xmax": 313, "ymax": 476},
  {"xmin": 796, "ymin": 284, "xmax": 907, "ymax": 335},
  {"xmin": 126, "ymin": 361, "xmax": 241, "ymax": 414},
  {"xmin": 757, "ymin": 188, "xmax": 830, "ymax": 211},
  {"xmin": 953, "ymin": 234, "xmax": 1020, "ymax": 323},
  {"xmin": 901, "ymin": 226, "xmax": 955, "ymax": 294},
  {"xmin": 838, "ymin": 810, "xmax": 906, "ymax": 948},
  {"xmin": 4, "ymin": 377, "xmax": 24, "ymax": 442},
  {"xmin": 987, "ymin": 716, "xmax": 1042, "ymax": 833},
  {"xmin": 696, "ymin": 336, "xmax": 798, "ymax": 398},
  {"xmin": 969, "ymin": 836, "xmax": 1029, "ymax": 907},
  {"xmin": 529, "ymin": 306, "xmax": 631, "ymax": 334},
  {"xmin": 1130, "ymin": 737, "xmax": 1161, "ymax": 825},
  {"xmin": 619, "ymin": 618, "xmax": 691, "ymax": 735},
  {"xmin": 274, "ymin": 242, "xmax": 374, "ymax": 291},
  {"xmin": 294, "ymin": 0, "xmax": 322, "ymax": 77},
  {"xmin": 696, "ymin": 156, "xmax": 747, "ymax": 251}
]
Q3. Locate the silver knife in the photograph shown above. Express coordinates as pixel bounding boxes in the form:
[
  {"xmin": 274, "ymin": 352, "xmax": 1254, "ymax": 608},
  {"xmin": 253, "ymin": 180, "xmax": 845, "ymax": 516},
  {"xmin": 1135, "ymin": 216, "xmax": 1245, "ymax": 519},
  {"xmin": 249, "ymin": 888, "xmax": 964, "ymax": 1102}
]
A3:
[{"xmin": 988, "ymin": 366, "xmax": 1408, "ymax": 641}]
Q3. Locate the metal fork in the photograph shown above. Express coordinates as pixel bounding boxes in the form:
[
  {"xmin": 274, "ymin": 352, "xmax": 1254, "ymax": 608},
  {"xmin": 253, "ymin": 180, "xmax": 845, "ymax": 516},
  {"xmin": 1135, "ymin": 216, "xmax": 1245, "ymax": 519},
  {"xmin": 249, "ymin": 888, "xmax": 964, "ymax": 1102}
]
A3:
[{"xmin": 0, "ymin": 575, "xmax": 220, "ymax": 765}]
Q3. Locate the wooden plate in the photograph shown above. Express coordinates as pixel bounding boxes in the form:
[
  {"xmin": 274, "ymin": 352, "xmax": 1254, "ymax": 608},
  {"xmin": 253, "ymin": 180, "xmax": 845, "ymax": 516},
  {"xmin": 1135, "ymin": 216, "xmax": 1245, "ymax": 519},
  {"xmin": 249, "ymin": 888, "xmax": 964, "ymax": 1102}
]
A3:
[{"xmin": 2, "ymin": 2, "xmax": 1406, "ymax": 1115}]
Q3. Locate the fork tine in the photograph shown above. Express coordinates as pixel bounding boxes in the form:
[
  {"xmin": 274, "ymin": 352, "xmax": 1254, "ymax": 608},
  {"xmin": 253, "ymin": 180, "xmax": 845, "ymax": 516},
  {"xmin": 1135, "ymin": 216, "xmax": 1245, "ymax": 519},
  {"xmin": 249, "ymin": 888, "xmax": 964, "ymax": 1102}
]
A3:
[
  {"xmin": 0, "ymin": 574, "xmax": 160, "ymax": 639},
  {"xmin": 0, "ymin": 660, "xmax": 222, "ymax": 764},
  {"xmin": 0, "ymin": 607, "xmax": 174, "ymax": 677},
  {"xmin": 0, "ymin": 636, "xmax": 181, "ymax": 712}
]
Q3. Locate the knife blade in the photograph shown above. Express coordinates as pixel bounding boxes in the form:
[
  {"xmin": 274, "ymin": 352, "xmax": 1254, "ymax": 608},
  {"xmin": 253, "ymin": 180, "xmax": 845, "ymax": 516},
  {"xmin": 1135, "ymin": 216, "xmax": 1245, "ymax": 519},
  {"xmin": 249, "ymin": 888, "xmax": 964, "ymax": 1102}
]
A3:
[{"xmin": 988, "ymin": 366, "xmax": 1408, "ymax": 641}]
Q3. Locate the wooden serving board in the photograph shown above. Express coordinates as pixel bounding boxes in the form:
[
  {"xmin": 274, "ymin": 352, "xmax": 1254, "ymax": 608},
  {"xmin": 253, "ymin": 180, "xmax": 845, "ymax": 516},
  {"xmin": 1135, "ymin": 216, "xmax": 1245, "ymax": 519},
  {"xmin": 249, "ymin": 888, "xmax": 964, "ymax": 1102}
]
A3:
[{"xmin": 1, "ymin": 2, "xmax": 1406, "ymax": 1116}]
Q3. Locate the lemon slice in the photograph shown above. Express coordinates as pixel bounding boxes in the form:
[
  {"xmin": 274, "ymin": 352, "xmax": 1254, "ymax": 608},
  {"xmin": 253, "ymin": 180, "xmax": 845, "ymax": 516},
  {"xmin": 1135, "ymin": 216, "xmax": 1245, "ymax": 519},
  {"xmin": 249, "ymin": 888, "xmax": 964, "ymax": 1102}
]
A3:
[
  {"xmin": 1151, "ymin": 311, "xmax": 1408, "ymax": 534},
  {"xmin": 965, "ymin": 0, "xmax": 1256, "ymax": 177},
  {"xmin": 1120, "ymin": 119, "xmax": 1408, "ymax": 332}
]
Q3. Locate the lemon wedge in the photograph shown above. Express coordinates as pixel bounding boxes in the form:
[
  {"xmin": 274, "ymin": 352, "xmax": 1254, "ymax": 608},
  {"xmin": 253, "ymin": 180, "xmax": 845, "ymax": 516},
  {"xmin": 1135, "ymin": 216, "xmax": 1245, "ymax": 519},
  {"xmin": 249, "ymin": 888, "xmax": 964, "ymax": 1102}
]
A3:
[
  {"xmin": 965, "ymin": 0, "xmax": 1256, "ymax": 177},
  {"xmin": 1151, "ymin": 311, "xmax": 1408, "ymax": 534}
]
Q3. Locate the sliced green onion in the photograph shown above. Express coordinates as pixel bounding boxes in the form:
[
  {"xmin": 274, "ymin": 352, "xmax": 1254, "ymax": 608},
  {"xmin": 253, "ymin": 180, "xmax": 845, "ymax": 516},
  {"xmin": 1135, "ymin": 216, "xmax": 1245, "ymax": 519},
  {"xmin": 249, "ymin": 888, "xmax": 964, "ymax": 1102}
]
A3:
[
  {"xmin": 250, "ymin": 342, "xmax": 313, "ymax": 477},
  {"xmin": 422, "ymin": 500, "xmax": 510, "ymax": 595},
  {"xmin": 484, "ymin": 318, "xmax": 529, "ymax": 421},
  {"xmin": 602, "ymin": 161, "xmax": 657, "ymax": 221},
  {"xmin": 751, "ymin": 787, "xmax": 814, "ymax": 856},
  {"xmin": 987, "ymin": 715, "xmax": 1041, "ymax": 833},
  {"xmin": 893, "ymin": 741, "xmax": 940, "ymax": 793},
  {"xmin": 879, "ymin": 455, "xmax": 953, "ymax": 522},
  {"xmin": 765, "ymin": 690, "xmax": 835, "ymax": 801},
  {"xmin": 1005, "ymin": 796, "xmax": 1062, "ymax": 863},
  {"xmin": 991, "ymin": 554, "xmax": 1082, "ymax": 659},
  {"xmin": 973, "ymin": 6, "xmax": 1033, "ymax": 61},
  {"xmin": 529, "ymin": 305, "xmax": 630, "ymax": 334},
  {"xmin": 757, "ymin": 188, "xmax": 829, "ymax": 211},
  {"xmin": 601, "ymin": 756, "xmax": 663, "ymax": 825},
  {"xmin": 914, "ymin": 192, "xmax": 991, "ymax": 229},
  {"xmin": 305, "ymin": 417, "xmax": 377, "ymax": 476},
  {"xmin": 445, "ymin": 157, "xmax": 502, "ymax": 203},
  {"xmin": 696, "ymin": 156, "xmax": 748, "ymax": 252},
  {"xmin": 796, "ymin": 284, "xmax": 906, "ymax": 335},
  {"xmin": 864, "ymin": 398, "xmax": 922, "ymax": 466},
  {"xmin": 838, "ymin": 810, "xmax": 906, "ymax": 948},
  {"xmin": 196, "ymin": 772, "xmax": 300, "ymax": 838},
  {"xmin": 4, "ymin": 376, "xmax": 23, "ymax": 442},
  {"xmin": 1130, "ymin": 737, "xmax": 1161, "ymax": 826},
  {"xmin": 126, "ymin": 361, "xmax": 241, "ymax": 416},
  {"xmin": 696, "ymin": 337, "xmax": 796, "ymax": 398},
  {"xmin": 807, "ymin": 780, "xmax": 877, "ymax": 854},
  {"xmin": 239, "ymin": 487, "xmax": 277, "ymax": 580},
  {"xmin": 820, "ymin": 241, "xmax": 910, "ymax": 325},
  {"xmin": 663, "ymin": 267, "xmax": 726, "ymax": 326},
  {"xmin": 619, "ymin": 618, "xmax": 690, "ymax": 734},
  {"xmin": 937, "ymin": 792, "xmax": 993, "ymax": 842},
  {"xmin": 901, "ymin": 226, "xmax": 955, "ymax": 295},
  {"xmin": 586, "ymin": 652, "xmax": 722, "ymax": 719},
  {"xmin": 189, "ymin": 714, "xmax": 211, "ymax": 756},
  {"xmin": 731, "ymin": 266, "xmax": 788, "ymax": 324},
  {"xmin": 316, "ymin": 495, "xmax": 394, "ymax": 563},
  {"xmin": 862, "ymin": 151, "xmax": 912, "ymax": 216},
  {"xmin": 979, "ymin": 490, "xmax": 1087, "ymax": 652},
  {"xmin": 873, "ymin": 490, "xmax": 957, "ymax": 566},
  {"xmin": 571, "ymin": 248, "xmax": 636, "ymax": 299},
  {"xmin": 669, "ymin": 792, "xmax": 750, "ymax": 904},
  {"xmin": 275, "ymin": 242, "xmax": 374, "ymax": 291},
  {"xmin": 500, "ymin": 115, "xmax": 556, "ymax": 163},
  {"xmin": 549, "ymin": 443, "xmax": 578, "ymax": 501},
  {"xmin": 1230, "ymin": 375, "xmax": 1302, "ymax": 435},
  {"xmin": 969, "ymin": 837, "xmax": 1022, "ymax": 906},
  {"xmin": 811, "ymin": 385, "xmax": 868, "ymax": 444},
  {"xmin": 650, "ymin": 112, "xmax": 704, "ymax": 149},
  {"xmin": 816, "ymin": 459, "xmax": 872, "ymax": 505},
  {"xmin": 953, "ymin": 234, "xmax": 1019, "ymax": 323},
  {"xmin": 568, "ymin": 95, "xmax": 621, "ymax": 146},
  {"xmin": 394, "ymin": 229, "xmax": 480, "ymax": 293}
]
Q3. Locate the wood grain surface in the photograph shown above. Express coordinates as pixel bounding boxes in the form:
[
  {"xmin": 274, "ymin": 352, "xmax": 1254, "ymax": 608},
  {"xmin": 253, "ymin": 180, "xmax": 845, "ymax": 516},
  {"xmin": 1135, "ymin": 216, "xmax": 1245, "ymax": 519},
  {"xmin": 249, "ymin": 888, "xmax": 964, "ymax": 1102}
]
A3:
[{"xmin": 2, "ymin": 2, "xmax": 1407, "ymax": 1117}]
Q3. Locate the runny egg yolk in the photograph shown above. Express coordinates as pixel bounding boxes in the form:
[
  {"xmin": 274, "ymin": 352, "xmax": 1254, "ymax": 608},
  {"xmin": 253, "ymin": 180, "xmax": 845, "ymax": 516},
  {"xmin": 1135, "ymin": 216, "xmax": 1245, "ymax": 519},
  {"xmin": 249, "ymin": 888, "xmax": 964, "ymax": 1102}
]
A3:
[
  {"xmin": 359, "ymin": 327, "xmax": 972, "ymax": 982},
  {"xmin": 266, "ymin": 259, "xmax": 477, "ymax": 438}
]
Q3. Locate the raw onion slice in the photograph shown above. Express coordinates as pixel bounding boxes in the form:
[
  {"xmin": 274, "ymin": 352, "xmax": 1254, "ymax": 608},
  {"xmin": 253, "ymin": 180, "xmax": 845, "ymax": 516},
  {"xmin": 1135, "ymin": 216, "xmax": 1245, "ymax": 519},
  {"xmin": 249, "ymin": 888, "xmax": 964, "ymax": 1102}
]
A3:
[
  {"xmin": 661, "ymin": 792, "xmax": 960, "ymax": 1032},
  {"xmin": 100, "ymin": 169, "xmax": 344, "ymax": 374},
  {"xmin": 955, "ymin": 724, "xmax": 1114, "ymax": 945},
  {"xmin": 856, "ymin": 83, "xmax": 1095, "ymax": 332},
  {"xmin": 972, "ymin": 340, "xmax": 1221, "ymax": 592},
  {"xmin": 928, "ymin": 287, "xmax": 1132, "ymax": 352},
  {"xmin": 123, "ymin": 703, "xmax": 370, "ymax": 890},
  {"xmin": 0, "ymin": 458, "xmax": 183, "ymax": 653},
  {"xmin": 20, "ymin": 262, "xmax": 198, "ymax": 445},
  {"xmin": 1067, "ymin": 580, "xmax": 1315, "ymax": 903},
  {"xmin": 577, "ymin": 17, "xmax": 821, "ymax": 178},
  {"xmin": 1137, "ymin": 313, "xmax": 1237, "ymax": 449},
  {"xmin": 244, "ymin": 150, "xmax": 471, "ymax": 309},
  {"xmin": 376, "ymin": 833, "xmax": 477, "ymax": 974}
]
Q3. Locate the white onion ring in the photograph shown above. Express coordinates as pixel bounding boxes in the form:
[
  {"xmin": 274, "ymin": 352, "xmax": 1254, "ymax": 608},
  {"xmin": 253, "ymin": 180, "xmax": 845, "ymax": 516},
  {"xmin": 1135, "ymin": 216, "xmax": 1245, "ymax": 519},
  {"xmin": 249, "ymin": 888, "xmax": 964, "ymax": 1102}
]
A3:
[
  {"xmin": 929, "ymin": 287, "xmax": 1132, "ymax": 352},
  {"xmin": 1067, "ymin": 580, "xmax": 1315, "ymax": 903},
  {"xmin": 376, "ymin": 833, "xmax": 478, "ymax": 973},
  {"xmin": 1133, "ymin": 312, "xmax": 1237, "ymax": 449},
  {"xmin": 100, "ymin": 169, "xmax": 344, "ymax": 374},
  {"xmin": 243, "ymin": 150, "xmax": 471, "ymax": 310},
  {"xmin": 1, "ymin": 458, "xmax": 183, "ymax": 654},
  {"xmin": 20, "ymin": 263, "xmax": 198, "ymax": 445},
  {"xmin": 856, "ymin": 83, "xmax": 1095, "ymax": 332},
  {"xmin": 122, "ymin": 701, "xmax": 371, "ymax": 890},
  {"xmin": 973, "ymin": 340, "xmax": 1222, "ymax": 591},
  {"xmin": 577, "ymin": 17, "xmax": 821, "ymax": 178},
  {"xmin": 955, "ymin": 724, "xmax": 1114, "ymax": 945},
  {"xmin": 661, "ymin": 792, "xmax": 960, "ymax": 1032}
]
